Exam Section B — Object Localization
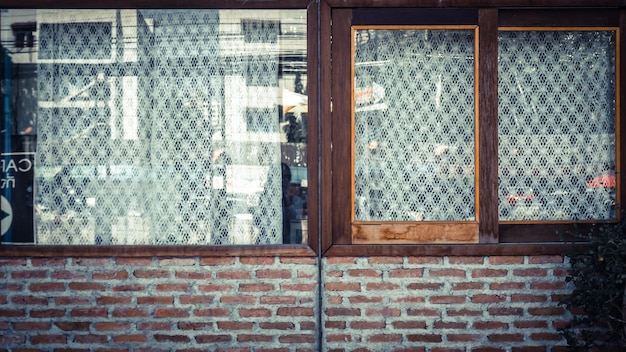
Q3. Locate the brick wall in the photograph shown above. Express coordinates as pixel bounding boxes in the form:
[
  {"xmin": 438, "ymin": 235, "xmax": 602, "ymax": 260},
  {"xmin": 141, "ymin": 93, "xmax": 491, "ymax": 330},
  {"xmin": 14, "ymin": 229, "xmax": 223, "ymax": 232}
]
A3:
[
  {"xmin": 0, "ymin": 256, "xmax": 319, "ymax": 351},
  {"xmin": 1, "ymin": 255, "xmax": 572, "ymax": 351}
]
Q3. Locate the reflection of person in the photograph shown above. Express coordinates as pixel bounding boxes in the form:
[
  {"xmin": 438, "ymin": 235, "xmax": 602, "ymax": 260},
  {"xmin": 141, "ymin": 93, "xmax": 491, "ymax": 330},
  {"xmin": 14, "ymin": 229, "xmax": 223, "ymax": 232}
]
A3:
[{"xmin": 208, "ymin": 148, "xmax": 232, "ymax": 244}]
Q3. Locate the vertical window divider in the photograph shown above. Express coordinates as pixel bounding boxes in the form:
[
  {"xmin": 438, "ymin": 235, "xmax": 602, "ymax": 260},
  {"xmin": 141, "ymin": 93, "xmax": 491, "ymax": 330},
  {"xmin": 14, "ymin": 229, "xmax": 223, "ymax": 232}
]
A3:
[{"xmin": 478, "ymin": 8, "xmax": 499, "ymax": 243}]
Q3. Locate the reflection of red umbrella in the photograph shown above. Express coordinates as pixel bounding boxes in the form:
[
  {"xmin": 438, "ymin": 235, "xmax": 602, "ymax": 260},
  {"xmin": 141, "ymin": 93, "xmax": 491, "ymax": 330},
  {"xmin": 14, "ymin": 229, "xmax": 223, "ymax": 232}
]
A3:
[{"xmin": 586, "ymin": 173, "xmax": 616, "ymax": 188}]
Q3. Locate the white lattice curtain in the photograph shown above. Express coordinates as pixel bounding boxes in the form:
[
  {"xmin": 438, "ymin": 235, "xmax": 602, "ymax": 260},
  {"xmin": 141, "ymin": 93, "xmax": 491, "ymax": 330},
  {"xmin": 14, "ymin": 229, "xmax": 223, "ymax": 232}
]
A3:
[
  {"xmin": 353, "ymin": 27, "xmax": 477, "ymax": 222},
  {"xmin": 34, "ymin": 9, "xmax": 306, "ymax": 245},
  {"xmin": 498, "ymin": 30, "xmax": 617, "ymax": 221}
]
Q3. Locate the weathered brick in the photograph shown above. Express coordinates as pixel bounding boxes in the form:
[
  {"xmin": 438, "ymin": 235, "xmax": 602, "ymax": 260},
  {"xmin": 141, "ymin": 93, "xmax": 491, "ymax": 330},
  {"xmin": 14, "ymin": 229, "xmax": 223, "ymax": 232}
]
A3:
[{"xmin": 54, "ymin": 322, "xmax": 90, "ymax": 331}]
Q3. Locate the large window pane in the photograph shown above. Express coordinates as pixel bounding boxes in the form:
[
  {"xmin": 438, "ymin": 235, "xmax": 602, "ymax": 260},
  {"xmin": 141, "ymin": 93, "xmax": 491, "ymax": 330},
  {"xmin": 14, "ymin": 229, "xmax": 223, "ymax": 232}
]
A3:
[
  {"xmin": 1, "ymin": 9, "xmax": 308, "ymax": 245},
  {"xmin": 498, "ymin": 30, "xmax": 617, "ymax": 221},
  {"xmin": 353, "ymin": 27, "xmax": 477, "ymax": 223}
]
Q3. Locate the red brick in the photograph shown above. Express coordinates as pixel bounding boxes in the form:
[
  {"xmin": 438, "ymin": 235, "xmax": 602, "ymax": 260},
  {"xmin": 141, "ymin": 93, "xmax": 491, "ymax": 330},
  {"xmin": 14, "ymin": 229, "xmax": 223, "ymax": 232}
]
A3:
[
  {"xmin": 178, "ymin": 322, "xmax": 213, "ymax": 330},
  {"xmin": 280, "ymin": 257, "xmax": 317, "ymax": 265},
  {"xmin": 531, "ymin": 333, "xmax": 562, "ymax": 341},
  {"xmin": 137, "ymin": 322, "xmax": 172, "ymax": 331},
  {"xmin": 113, "ymin": 334, "xmax": 147, "ymax": 343},
  {"xmin": 490, "ymin": 282, "xmax": 525, "ymax": 290},
  {"xmin": 447, "ymin": 334, "xmax": 481, "ymax": 342},
  {"xmin": 0, "ymin": 308, "xmax": 26, "ymax": 317},
  {"xmin": 220, "ymin": 295, "xmax": 255, "ymax": 304},
  {"xmin": 237, "ymin": 334, "xmax": 273, "ymax": 342},
  {"xmin": 368, "ymin": 257, "xmax": 403, "ymax": 264},
  {"xmin": 325, "ymin": 282, "xmax": 360, "ymax": 291},
  {"xmin": 278, "ymin": 334, "xmax": 315, "ymax": 343},
  {"xmin": 447, "ymin": 309, "xmax": 482, "ymax": 316},
  {"xmin": 30, "ymin": 309, "xmax": 64, "ymax": 318},
  {"xmin": 54, "ymin": 322, "xmax": 90, "ymax": 331},
  {"xmin": 13, "ymin": 322, "xmax": 50, "ymax": 330},
  {"xmin": 408, "ymin": 256, "xmax": 442, "ymax": 264},
  {"xmin": 471, "ymin": 294, "xmax": 506, "ymax": 303},
  {"xmin": 407, "ymin": 308, "xmax": 441, "ymax": 317},
  {"xmin": 179, "ymin": 295, "xmax": 214, "ymax": 304},
  {"xmin": 69, "ymin": 282, "xmax": 105, "ymax": 291},
  {"xmin": 449, "ymin": 257, "xmax": 484, "ymax": 264},
  {"xmin": 95, "ymin": 322, "xmax": 130, "ymax": 331},
  {"xmin": 239, "ymin": 308, "xmax": 272, "ymax": 317},
  {"xmin": 0, "ymin": 258, "xmax": 26, "ymax": 266},
  {"xmin": 137, "ymin": 296, "xmax": 174, "ymax": 305},
  {"xmin": 277, "ymin": 307, "xmax": 314, "ymax": 316},
  {"xmin": 434, "ymin": 321, "xmax": 467, "ymax": 329},
  {"xmin": 96, "ymin": 296, "xmax": 132, "ymax": 305},
  {"xmin": 259, "ymin": 322, "xmax": 295, "ymax": 330},
  {"xmin": 198, "ymin": 283, "xmax": 233, "ymax": 292},
  {"xmin": 327, "ymin": 334, "xmax": 353, "ymax": 342},
  {"xmin": 528, "ymin": 255, "xmax": 563, "ymax": 264},
  {"xmin": 430, "ymin": 269, "xmax": 466, "ymax": 277},
  {"xmin": 260, "ymin": 296, "xmax": 296, "ymax": 304},
  {"xmin": 29, "ymin": 282, "xmax": 65, "ymax": 291},
  {"xmin": 366, "ymin": 282, "xmax": 400, "ymax": 290},
  {"xmin": 155, "ymin": 283, "xmax": 189, "ymax": 292},
  {"xmin": 256, "ymin": 269, "xmax": 291, "ymax": 279},
  {"xmin": 0, "ymin": 335, "xmax": 26, "ymax": 344},
  {"xmin": 154, "ymin": 308, "xmax": 189, "ymax": 318},
  {"xmin": 325, "ymin": 321, "xmax": 346, "ymax": 329},
  {"xmin": 158, "ymin": 258, "xmax": 196, "ymax": 266},
  {"xmin": 115, "ymin": 257, "xmax": 152, "ymax": 265},
  {"xmin": 389, "ymin": 269, "xmax": 424, "ymax": 278},
  {"xmin": 55, "ymin": 296, "xmax": 91, "ymax": 305},
  {"xmin": 217, "ymin": 321, "xmax": 254, "ymax": 330},
  {"xmin": 473, "ymin": 321, "xmax": 508, "ymax": 330},
  {"xmin": 112, "ymin": 284, "xmax": 146, "ymax": 292},
  {"xmin": 239, "ymin": 283, "xmax": 274, "ymax": 292},
  {"xmin": 513, "ymin": 268, "xmax": 547, "ymax": 277},
  {"xmin": 11, "ymin": 295, "xmax": 48, "ymax": 305},
  {"xmin": 365, "ymin": 308, "xmax": 401, "ymax": 317},
  {"xmin": 368, "ymin": 334, "xmax": 402, "ymax": 342},
  {"xmin": 489, "ymin": 256, "xmax": 524, "ymax": 264},
  {"xmin": 199, "ymin": 257, "xmax": 236, "ymax": 265},
  {"xmin": 217, "ymin": 271, "xmax": 251, "ymax": 279},
  {"xmin": 349, "ymin": 295, "xmax": 383, "ymax": 304},
  {"xmin": 407, "ymin": 334, "xmax": 443, "ymax": 342},
  {"xmin": 512, "ymin": 294, "xmax": 547, "ymax": 302},
  {"xmin": 133, "ymin": 269, "xmax": 169, "ymax": 278},
  {"xmin": 280, "ymin": 283, "xmax": 317, "ymax": 291},
  {"xmin": 176, "ymin": 271, "xmax": 211, "ymax": 279},
  {"xmin": 326, "ymin": 257, "xmax": 357, "ymax": 264},
  {"xmin": 31, "ymin": 258, "xmax": 66, "ymax": 266},
  {"xmin": 74, "ymin": 258, "xmax": 109, "ymax": 266},
  {"xmin": 407, "ymin": 283, "xmax": 444, "ymax": 290},
  {"xmin": 392, "ymin": 321, "xmax": 427, "ymax": 329},
  {"xmin": 11, "ymin": 270, "xmax": 47, "ymax": 279},
  {"xmin": 112, "ymin": 308, "xmax": 149, "ymax": 317},
  {"xmin": 430, "ymin": 296, "xmax": 466, "ymax": 304},
  {"xmin": 350, "ymin": 321, "xmax": 386, "ymax": 329},
  {"xmin": 390, "ymin": 296, "xmax": 426, "ymax": 303},
  {"xmin": 73, "ymin": 334, "xmax": 107, "ymax": 344},
  {"xmin": 472, "ymin": 269, "xmax": 507, "ymax": 278},
  {"xmin": 154, "ymin": 334, "xmax": 191, "ymax": 343},
  {"xmin": 488, "ymin": 334, "xmax": 524, "ymax": 342},
  {"xmin": 92, "ymin": 270, "xmax": 128, "ymax": 280},
  {"xmin": 514, "ymin": 320, "xmax": 548, "ymax": 329},
  {"xmin": 451, "ymin": 282, "xmax": 484, "ymax": 290},
  {"xmin": 195, "ymin": 334, "xmax": 233, "ymax": 343},
  {"xmin": 528, "ymin": 307, "xmax": 565, "ymax": 316},
  {"xmin": 530, "ymin": 282, "xmax": 566, "ymax": 290},
  {"xmin": 31, "ymin": 335, "xmax": 67, "ymax": 344},
  {"xmin": 488, "ymin": 307, "xmax": 523, "ymax": 316}
]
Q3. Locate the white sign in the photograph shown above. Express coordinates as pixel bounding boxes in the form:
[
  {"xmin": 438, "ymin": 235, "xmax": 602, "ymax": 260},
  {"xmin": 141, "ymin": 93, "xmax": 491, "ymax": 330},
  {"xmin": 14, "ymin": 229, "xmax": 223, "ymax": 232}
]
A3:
[{"xmin": 1, "ymin": 195, "xmax": 12, "ymax": 237}]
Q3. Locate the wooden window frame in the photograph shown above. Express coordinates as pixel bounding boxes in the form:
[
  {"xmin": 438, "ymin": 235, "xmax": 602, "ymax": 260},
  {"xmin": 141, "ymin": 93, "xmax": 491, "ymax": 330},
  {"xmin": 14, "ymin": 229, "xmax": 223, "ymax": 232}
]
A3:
[
  {"xmin": 0, "ymin": 0, "xmax": 319, "ymax": 258},
  {"xmin": 321, "ymin": 2, "xmax": 626, "ymax": 256}
]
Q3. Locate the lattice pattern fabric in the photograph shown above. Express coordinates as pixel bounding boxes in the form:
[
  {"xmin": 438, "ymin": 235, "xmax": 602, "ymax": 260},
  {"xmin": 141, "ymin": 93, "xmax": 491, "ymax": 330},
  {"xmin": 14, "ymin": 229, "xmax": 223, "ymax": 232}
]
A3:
[
  {"xmin": 34, "ymin": 10, "xmax": 306, "ymax": 245},
  {"xmin": 353, "ymin": 28, "xmax": 476, "ymax": 222},
  {"xmin": 498, "ymin": 30, "xmax": 617, "ymax": 221}
]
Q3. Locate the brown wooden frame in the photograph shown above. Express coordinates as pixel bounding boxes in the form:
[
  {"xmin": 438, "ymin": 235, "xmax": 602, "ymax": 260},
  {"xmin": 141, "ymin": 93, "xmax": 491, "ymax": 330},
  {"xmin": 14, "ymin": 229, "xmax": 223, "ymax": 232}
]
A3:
[
  {"xmin": 323, "ymin": 2, "xmax": 626, "ymax": 256},
  {"xmin": 0, "ymin": 0, "xmax": 319, "ymax": 258}
]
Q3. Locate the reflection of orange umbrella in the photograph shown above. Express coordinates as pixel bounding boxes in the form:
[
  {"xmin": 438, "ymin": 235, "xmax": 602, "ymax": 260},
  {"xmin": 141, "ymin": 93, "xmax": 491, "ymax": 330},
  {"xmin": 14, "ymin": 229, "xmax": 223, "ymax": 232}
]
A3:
[{"xmin": 586, "ymin": 173, "xmax": 616, "ymax": 188}]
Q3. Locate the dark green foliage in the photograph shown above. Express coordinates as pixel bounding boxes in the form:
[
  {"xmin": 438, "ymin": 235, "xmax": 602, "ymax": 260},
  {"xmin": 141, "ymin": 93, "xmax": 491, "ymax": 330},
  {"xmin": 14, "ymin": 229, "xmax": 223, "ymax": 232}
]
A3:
[{"xmin": 560, "ymin": 218, "xmax": 626, "ymax": 351}]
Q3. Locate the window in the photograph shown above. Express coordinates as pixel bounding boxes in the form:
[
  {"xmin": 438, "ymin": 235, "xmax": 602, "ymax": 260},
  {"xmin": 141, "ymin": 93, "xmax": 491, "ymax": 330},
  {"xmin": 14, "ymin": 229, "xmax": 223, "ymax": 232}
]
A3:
[
  {"xmin": 1, "ymin": 4, "xmax": 318, "ymax": 256},
  {"xmin": 325, "ymin": 7, "xmax": 623, "ymax": 255}
]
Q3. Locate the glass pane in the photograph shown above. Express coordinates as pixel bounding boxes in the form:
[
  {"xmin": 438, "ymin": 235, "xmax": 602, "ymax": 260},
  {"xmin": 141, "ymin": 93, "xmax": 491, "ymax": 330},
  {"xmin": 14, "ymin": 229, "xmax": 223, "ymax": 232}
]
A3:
[
  {"xmin": 353, "ymin": 28, "xmax": 476, "ymax": 222},
  {"xmin": 1, "ymin": 9, "xmax": 308, "ymax": 245},
  {"xmin": 498, "ymin": 30, "xmax": 617, "ymax": 221}
]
